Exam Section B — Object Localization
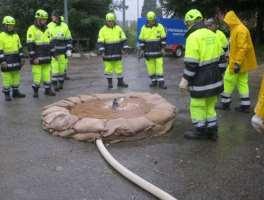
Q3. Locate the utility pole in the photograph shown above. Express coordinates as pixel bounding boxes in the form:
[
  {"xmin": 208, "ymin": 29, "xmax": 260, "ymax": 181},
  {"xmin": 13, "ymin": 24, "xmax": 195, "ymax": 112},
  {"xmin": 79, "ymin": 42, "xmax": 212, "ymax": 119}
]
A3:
[
  {"xmin": 122, "ymin": 0, "xmax": 126, "ymax": 27},
  {"xmin": 64, "ymin": 0, "xmax": 69, "ymax": 24},
  {"xmin": 137, "ymin": 0, "xmax": 139, "ymax": 19}
]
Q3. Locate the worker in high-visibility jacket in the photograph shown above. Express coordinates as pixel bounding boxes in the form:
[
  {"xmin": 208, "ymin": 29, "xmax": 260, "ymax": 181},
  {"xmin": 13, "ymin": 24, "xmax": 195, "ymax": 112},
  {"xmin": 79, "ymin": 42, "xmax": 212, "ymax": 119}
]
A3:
[
  {"xmin": 205, "ymin": 18, "xmax": 228, "ymax": 53},
  {"xmin": 139, "ymin": 11, "xmax": 167, "ymax": 89},
  {"xmin": 251, "ymin": 75, "xmax": 264, "ymax": 134},
  {"xmin": 205, "ymin": 18, "xmax": 228, "ymax": 70},
  {"xmin": 48, "ymin": 10, "xmax": 72, "ymax": 91},
  {"xmin": 60, "ymin": 16, "xmax": 72, "ymax": 80},
  {"xmin": 97, "ymin": 12, "xmax": 129, "ymax": 89},
  {"xmin": 27, "ymin": 9, "xmax": 56, "ymax": 97},
  {"xmin": 0, "ymin": 16, "xmax": 26, "ymax": 101},
  {"xmin": 179, "ymin": 9, "xmax": 225, "ymax": 140},
  {"xmin": 217, "ymin": 10, "xmax": 257, "ymax": 112}
]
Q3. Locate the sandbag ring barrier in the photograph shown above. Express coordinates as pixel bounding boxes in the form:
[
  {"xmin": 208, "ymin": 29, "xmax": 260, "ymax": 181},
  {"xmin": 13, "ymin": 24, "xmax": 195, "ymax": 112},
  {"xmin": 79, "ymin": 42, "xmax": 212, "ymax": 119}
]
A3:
[
  {"xmin": 42, "ymin": 92, "xmax": 176, "ymax": 143},
  {"xmin": 42, "ymin": 92, "xmax": 177, "ymax": 200}
]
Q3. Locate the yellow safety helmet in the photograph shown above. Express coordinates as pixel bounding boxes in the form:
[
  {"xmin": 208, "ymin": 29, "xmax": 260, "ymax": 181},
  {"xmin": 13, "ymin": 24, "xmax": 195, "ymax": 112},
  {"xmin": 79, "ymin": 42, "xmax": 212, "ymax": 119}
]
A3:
[
  {"xmin": 147, "ymin": 11, "xmax": 156, "ymax": 21},
  {"xmin": 2, "ymin": 16, "xmax": 16, "ymax": 25},
  {"xmin": 106, "ymin": 13, "xmax": 116, "ymax": 21},
  {"xmin": 35, "ymin": 9, "xmax": 49, "ymax": 19},
  {"xmin": 184, "ymin": 9, "xmax": 203, "ymax": 23}
]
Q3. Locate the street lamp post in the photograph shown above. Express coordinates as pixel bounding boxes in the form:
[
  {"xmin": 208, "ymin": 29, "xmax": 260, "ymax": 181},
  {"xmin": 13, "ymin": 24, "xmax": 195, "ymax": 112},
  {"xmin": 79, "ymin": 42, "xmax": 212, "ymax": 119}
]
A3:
[
  {"xmin": 137, "ymin": 0, "xmax": 139, "ymax": 19},
  {"xmin": 64, "ymin": 0, "xmax": 69, "ymax": 24},
  {"xmin": 122, "ymin": 0, "xmax": 126, "ymax": 27}
]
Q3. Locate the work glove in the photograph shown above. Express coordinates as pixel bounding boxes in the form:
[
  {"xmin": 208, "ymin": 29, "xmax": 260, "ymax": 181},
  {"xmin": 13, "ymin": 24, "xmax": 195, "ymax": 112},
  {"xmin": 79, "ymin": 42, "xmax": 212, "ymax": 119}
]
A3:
[
  {"xmin": 234, "ymin": 63, "xmax": 240, "ymax": 74},
  {"xmin": 33, "ymin": 58, "xmax": 39, "ymax": 65},
  {"xmin": 1, "ymin": 61, "xmax": 8, "ymax": 70},
  {"xmin": 138, "ymin": 49, "xmax": 144, "ymax": 58},
  {"xmin": 54, "ymin": 55, "xmax": 60, "ymax": 60},
  {"xmin": 161, "ymin": 48, "xmax": 166, "ymax": 56},
  {"xmin": 66, "ymin": 50, "xmax": 72, "ymax": 57},
  {"xmin": 97, "ymin": 51, "xmax": 104, "ymax": 58},
  {"xmin": 179, "ymin": 77, "xmax": 189, "ymax": 91},
  {"xmin": 20, "ymin": 58, "xmax": 26, "ymax": 66},
  {"xmin": 122, "ymin": 49, "xmax": 128, "ymax": 57}
]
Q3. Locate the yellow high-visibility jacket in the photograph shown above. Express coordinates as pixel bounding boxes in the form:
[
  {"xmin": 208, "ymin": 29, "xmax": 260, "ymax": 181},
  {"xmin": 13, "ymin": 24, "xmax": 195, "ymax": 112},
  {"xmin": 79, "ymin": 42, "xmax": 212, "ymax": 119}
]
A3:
[
  {"xmin": 97, "ymin": 24, "xmax": 128, "ymax": 61},
  {"xmin": 139, "ymin": 23, "xmax": 166, "ymax": 58},
  {"xmin": 26, "ymin": 24, "xmax": 54, "ymax": 64},
  {"xmin": 0, "ymin": 31, "xmax": 24, "ymax": 72},
  {"xmin": 48, "ymin": 21, "xmax": 72, "ymax": 55}
]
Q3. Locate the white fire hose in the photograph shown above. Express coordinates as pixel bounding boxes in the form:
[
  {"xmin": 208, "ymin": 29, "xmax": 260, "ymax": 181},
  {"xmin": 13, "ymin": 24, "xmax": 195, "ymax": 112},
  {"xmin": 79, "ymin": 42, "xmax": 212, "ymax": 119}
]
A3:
[{"xmin": 96, "ymin": 139, "xmax": 178, "ymax": 200}]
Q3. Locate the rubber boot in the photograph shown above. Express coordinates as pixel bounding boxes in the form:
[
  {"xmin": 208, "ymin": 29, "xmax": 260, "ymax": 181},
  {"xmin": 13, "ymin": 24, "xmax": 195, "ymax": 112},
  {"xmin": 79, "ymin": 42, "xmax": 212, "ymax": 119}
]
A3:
[
  {"xmin": 184, "ymin": 127, "xmax": 207, "ymax": 140},
  {"xmin": 216, "ymin": 102, "xmax": 231, "ymax": 111},
  {"xmin": 234, "ymin": 105, "xmax": 250, "ymax": 113},
  {"xmin": 107, "ymin": 78, "xmax": 113, "ymax": 89},
  {"xmin": 149, "ymin": 75, "xmax": 157, "ymax": 87},
  {"xmin": 32, "ymin": 86, "xmax": 39, "ymax": 98},
  {"xmin": 52, "ymin": 81, "xmax": 60, "ymax": 92},
  {"xmin": 44, "ymin": 88, "xmax": 56, "ymax": 96},
  {"xmin": 12, "ymin": 88, "xmax": 26, "ymax": 98},
  {"xmin": 58, "ymin": 80, "xmax": 64, "ymax": 90},
  {"xmin": 3, "ymin": 90, "xmax": 11, "ymax": 101},
  {"xmin": 117, "ymin": 77, "xmax": 128, "ymax": 88},
  {"xmin": 149, "ymin": 80, "xmax": 157, "ymax": 87},
  {"xmin": 158, "ymin": 80, "xmax": 167, "ymax": 89},
  {"xmin": 207, "ymin": 126, "xmax": 218, "ymax": 141}
]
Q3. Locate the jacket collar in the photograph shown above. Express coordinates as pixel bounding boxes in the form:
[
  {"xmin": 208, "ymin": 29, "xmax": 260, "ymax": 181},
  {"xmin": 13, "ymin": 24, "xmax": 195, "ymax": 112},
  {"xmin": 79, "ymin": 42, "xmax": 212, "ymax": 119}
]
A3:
[
  {"xmin": 34, "ymin": 21, "xmax": 47, "ymax": 32},
  {"xmin": 146, "ymin": 22, "xmax": 158, "ymax": 28},
  {"xmin": 185, "ymin": 21, "xmax": 206, "ymax": 38},
  {"xmin": 105, "ymin": 23, "xmax": 116, "ymax": 28},
  {"xmin": 2, "ymin": 28, "xmax": 15, "ymax": 35}
]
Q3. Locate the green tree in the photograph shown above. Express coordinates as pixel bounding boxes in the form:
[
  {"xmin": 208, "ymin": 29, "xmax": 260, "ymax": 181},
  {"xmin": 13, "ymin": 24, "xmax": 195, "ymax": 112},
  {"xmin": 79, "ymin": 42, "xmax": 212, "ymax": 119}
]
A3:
[
  {"xmin": 0, "ymin": 0, "xmax": 62, "ymax": 42},
  {"xmin": 69, "ymin": 0, "xmax": 111, "ymax": 49},
  {"xmin": 160, "ymin": 0, "xmax": 264, "ymax": 42},
  {"xmin": 0, "ymin": 0, "xmax": 112, "ymax": 49},
  {"xmin": 141, "ymin": 0, "xmax": 161, "ymax": 17}
]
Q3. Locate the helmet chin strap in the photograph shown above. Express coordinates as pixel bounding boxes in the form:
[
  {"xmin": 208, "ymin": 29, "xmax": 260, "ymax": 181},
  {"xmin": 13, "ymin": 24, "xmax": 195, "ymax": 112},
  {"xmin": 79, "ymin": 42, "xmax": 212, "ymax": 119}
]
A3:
[{"xmin": 3, "ymin": 26, "xmax": 14, "ymax": 34}]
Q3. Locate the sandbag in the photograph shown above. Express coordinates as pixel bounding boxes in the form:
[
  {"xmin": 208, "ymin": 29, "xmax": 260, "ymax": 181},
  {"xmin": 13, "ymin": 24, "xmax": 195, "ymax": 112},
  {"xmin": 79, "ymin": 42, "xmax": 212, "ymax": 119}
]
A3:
[
  {"xmin": 126, "ymin": 117, "xmax": 154, "ymax": 133},
  {"xmin": 65, "ymin": 96, "xmax": 82, "ymax": 104},
  {"xmin": 79, "ymin": 95, "xmax": 97, "ymax": 103},
  {"xmin": 48, "ymin": 113, "xmax": 79, "ymax": 131},
  {"xmin": 146, "ymin": 108, "xmax": 175, "ymax": 124},
  {"xmin": 73, "ymin": 118, "xmax": 105, "ymax": 133},
  {"xmin": 104, "ymin": 117, "xmax": 154, "ymax": 137},
  {"xmin": 44, "ymin": 99, "xmax": 75, "ymax": 109},
  {"xmin": 73, "ymin": 133, "xmax": 101, "ymax": 142},
  {"xmin": 53, "ymin": 129, "xmax": 75, "ymax": 137},
  {"xmin": 42, "ymin": 106, "xmax": 69, "ymax": 117},
  {"xmin": 104, "ymin": 118, "xmax": 130, "ymax": 137},
  {"xmin": 43, "ymin": 110, "xmax": 70, "ymax": 124}
]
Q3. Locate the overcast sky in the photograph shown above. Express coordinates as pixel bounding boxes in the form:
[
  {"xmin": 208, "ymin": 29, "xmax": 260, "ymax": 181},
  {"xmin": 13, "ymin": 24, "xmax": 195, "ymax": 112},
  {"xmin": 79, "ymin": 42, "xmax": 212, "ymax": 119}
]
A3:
[{"xmin": 116, "ymin": 0, "xmax": 144, "ymax": 21}]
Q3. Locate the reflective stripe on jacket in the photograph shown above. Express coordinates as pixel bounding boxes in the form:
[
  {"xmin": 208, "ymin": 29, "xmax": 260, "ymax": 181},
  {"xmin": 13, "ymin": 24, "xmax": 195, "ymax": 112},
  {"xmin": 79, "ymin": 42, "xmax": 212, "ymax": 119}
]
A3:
[
  {"xmin": 97, "ymin": 25, "xmax": 128, "ymax": 61},
  {"xmin": 27, "ymin": 24, "xmax": 54, "ymax": 64},
  {"xmin": 184, "ymin": 22, "xmax": 224, "ymax": 98},
  {"xmin": 48, "ymin": 21, "xmax": 72, "ymax": 55},
  {"xmin": 139, "ymin": 23, "xmax": 166, "ymax": 59},
  {"xmin": 0, "ymin": 32, "xmax": 23, "ymax": 72}
]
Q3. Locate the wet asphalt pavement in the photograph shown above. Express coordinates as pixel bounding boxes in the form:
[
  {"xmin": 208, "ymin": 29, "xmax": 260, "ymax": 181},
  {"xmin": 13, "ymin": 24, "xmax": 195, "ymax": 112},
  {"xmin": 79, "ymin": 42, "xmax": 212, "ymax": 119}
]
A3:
[{"xmin": 0, "ymin": 55, "xmax": 263, "ymax": 200}]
